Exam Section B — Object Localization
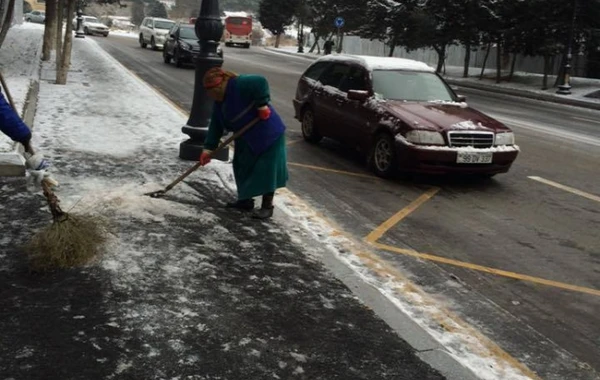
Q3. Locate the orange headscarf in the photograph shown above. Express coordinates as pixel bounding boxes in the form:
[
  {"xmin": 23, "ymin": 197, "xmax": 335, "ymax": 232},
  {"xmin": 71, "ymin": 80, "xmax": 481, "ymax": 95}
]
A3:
[{"xmin": 203, "ymin": 67, "xmax": 238, "ymax": 101}]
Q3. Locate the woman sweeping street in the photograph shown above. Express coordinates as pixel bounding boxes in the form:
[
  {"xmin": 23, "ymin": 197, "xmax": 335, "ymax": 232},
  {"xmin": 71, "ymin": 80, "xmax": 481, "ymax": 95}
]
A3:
[{"xmin": 199, "ymin": 67, "xmax": 289, "ymax": 220}]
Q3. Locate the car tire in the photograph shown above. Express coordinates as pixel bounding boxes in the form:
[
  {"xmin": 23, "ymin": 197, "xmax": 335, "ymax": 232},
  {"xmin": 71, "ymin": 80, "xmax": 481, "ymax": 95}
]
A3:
[
  {"xmin": 301, "ymin": 107, "xmax": 322, "ymax": 144},
  {"xmin": 151, "ymin": 37, "xmax": 158, "ymax": 51},
  {"xmin": 103, "ymin": 33, "xmax": 109, "ymax": 37},
  {"xmin": 84, "ymin": 26, "xmax": 89, "ymax": 35},
  {"xmin": 139, "ymin": 34, "xmax": 147, "ymax": 48},
  {"xmin": 370, "ymin": 133, "xmax": 398, "ymax": 178},
  {"xmin": 163, "ymin": 48, "xmax": 171, "ymax": 64},
  {"xmin": 173, "ymin": 49, "xmax": 183, "ymax": 68}
]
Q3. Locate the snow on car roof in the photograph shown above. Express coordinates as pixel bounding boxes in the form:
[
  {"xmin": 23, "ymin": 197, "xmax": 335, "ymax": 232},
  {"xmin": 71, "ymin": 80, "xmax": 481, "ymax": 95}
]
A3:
[{"xmin": 317, "ymin": 54, "xmax": 435, "ymax": 72}]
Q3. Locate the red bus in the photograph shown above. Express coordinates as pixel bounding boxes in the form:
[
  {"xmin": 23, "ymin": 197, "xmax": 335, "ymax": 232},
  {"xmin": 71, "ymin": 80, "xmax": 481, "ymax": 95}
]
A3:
[{"xmin": 224, "ymin": 16, "xmax": 252, "ymax": 48}]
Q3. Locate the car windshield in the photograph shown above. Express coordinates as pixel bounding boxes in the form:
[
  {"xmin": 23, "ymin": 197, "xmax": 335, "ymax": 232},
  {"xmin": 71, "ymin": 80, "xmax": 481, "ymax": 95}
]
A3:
[
  {"xmin": 155, "ymin": 21, "xmax": 174, "ymax": 29},
  {"xmin": 85, "ymin": 17, "xmax": 99, "ymax": 23},
  {"xmin": 371, "ymin": 70, "xmax": 454, "ymax": 102},
  {"xmin": 179, "ymin": 26, "xmax": 196, "ymax": 39}
]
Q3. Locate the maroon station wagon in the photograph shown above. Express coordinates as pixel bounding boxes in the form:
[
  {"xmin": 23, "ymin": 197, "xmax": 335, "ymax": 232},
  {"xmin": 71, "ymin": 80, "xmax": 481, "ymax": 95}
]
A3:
[{"xmin": 292, "ymin": 55, "xmax": 520, "ymax": 178}]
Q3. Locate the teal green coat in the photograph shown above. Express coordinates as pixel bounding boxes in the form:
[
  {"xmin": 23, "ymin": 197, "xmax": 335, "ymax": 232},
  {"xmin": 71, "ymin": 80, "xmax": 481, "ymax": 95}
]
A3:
[{"xmin": 204, "ymin": 75, "xmax": 289, "ymax": 200}]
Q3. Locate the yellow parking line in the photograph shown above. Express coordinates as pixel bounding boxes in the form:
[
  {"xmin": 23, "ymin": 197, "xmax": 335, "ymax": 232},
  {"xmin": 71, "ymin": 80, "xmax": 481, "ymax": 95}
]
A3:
[
  {"xmin": 529, "ymin": 176, "xmax": 600, "ymax": 203},
  {"xmin": 278, "ymin": 188, "xmax": 540, "ymax": 380},
  {"xmin": 365, "ymin": 187, "xmax": 440, "ymax": 243},
  {"xmin": 288, "ymin": 162, "xmax": 378, "ymax": 179},
  {"xmin": 372, "ymin": 242, "xmax": 600, "ymax": 297}
]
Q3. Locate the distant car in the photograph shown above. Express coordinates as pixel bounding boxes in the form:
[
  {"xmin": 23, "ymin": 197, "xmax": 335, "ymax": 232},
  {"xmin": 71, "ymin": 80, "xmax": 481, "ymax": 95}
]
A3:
[
  {"xmin": 293, "ymin": 55, "xmax": 519, "ymax": 178},
  {"xmin": 139, "ymin": 17, "xmax": 175, "ymax": 50},
  {"xmin": 72, "ymin": 16, "xmax": 109, "ymax": 37},
  {"xmin": 163, "ymin": 23, "xmax": 223, "ymax": 67},
  {"xmin": 24, "ymin": 11, "xmax": 45, "ymax": 24}
]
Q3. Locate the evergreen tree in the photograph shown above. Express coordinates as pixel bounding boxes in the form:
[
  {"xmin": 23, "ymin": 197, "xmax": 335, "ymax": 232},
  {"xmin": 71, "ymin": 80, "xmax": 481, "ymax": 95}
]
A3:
[
  {"xmin": 148, "ymin": 0, "xmax": 168, "ymax": 18},
  {"xmin": 258, "ymin": 0, "xmax": 295, "ymax": 48},
  {"xmin": 131, "ymin": 0, "xmax": 145, "ymax": 25}
]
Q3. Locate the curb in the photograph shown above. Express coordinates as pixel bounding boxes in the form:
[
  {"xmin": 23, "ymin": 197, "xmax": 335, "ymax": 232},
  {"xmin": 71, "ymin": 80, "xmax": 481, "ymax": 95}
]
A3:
[
  {"xmin": 273, "ymin": 193, "xmax": 482, "ymax": 380},
  {"xmin": 445, "ymin": 79, "xmax": 600, "ymax": 111},
  {"xmin": 264, "ymin": 47, "xmax": 600, "ymax": 111},
  {"xmin": 0, "ymin": 80, "xmax": 39, "ymax": 177}
]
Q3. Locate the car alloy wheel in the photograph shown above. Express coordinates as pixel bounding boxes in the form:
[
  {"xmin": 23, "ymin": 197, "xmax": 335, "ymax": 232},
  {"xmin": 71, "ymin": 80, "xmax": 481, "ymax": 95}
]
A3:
[
  {"xmin": 301, "ymin": 108, "xmax": 322, "ymax": 143},
  {"xmin": 371, "ymin": 133, "xmax": 397, "ymax": 178}
]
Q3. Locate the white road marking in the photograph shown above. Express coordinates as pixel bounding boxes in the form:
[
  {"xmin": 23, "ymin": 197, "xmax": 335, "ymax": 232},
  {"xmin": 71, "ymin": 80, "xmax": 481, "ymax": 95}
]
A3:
[{"xmin": 529, "ymin": 176, "xmax": 600, "ymax": 203}]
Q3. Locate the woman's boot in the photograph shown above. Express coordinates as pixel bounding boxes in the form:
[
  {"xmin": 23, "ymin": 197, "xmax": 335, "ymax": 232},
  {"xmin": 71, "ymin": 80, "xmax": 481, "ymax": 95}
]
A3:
[
  {"xmin": 252, "ymin": 193, "xmax": 274, "ymax": 219},
  {"xmin": 226, "ymin": 199, "xmax": 255, "ymax": 211}
]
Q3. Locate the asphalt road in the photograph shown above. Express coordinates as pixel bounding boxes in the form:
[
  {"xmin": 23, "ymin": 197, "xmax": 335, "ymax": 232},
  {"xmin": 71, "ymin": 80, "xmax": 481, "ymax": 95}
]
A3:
[{"xmin": 95, "ymin": 35, "xmax": 600, "ymax": 380}]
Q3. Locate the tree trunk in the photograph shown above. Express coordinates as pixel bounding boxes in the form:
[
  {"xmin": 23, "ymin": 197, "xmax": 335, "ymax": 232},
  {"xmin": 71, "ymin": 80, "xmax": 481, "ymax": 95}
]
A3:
[
  {"xmin": 508, "ymin": 53, "xmax": 517, "ymax": 82},
  {"xmin": 388, "ymin": 40, "xmax": 396, "ymax": 57},
  {"xmin": 56, "ymin": 0, "xmax": 76, "ymax": 84},
  {"xmin": 0, "ymin": 0, "xmax": 15, "ymax": 49},
  {"xmin": 435, "ymin": 45, "xmax": 446, "ymax": 73},
  {"xmin": 480, "ymin": 42, "xmax": 491, "ymax": 80},
  {"xmin": 308, "ymin": 34, "xmax": 319, "ymax": 53},
  {"xmin": 56, "ymin": 0, "xmax": 64, "ymax": 61},
  {"xmin": 542, "ymin": 54, "xmax": 550, "ymax": 90},
  {"xmin": 274, "ymin": 33, "xmax": 281, "ymax": 48},
  {"xmin": 495, "ymin": 38, "xmax": 502, "ymax": 83},
  {"xmin": 554, "ymin": 54, "xmax": 565, "ymax": 88},
  {"xmin": 336, "ymin": 31, "xmax": 344, "ymax": 53},
  {"xmin": 463, "ymin": 42, "xmax": 471, "ymax": 78},
  {"xmin": 42, "ymin": 0, "xmax": 58, "ymax": 61}
]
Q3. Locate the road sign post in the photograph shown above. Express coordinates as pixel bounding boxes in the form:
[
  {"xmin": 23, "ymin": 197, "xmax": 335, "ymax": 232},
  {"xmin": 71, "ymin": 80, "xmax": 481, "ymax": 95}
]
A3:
[{"xmin": 334, "ymin": 17, "xmax": 344, "ymax": 54}]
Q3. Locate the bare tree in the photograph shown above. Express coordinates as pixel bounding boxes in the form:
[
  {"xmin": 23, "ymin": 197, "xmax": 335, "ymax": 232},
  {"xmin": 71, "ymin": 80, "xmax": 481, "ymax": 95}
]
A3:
[
  {"xmin": 0, "ymin": 0, "xmax": 15, "ymax": 48},
  {"xmin": 56, "ymin": 0, "xmax": 64, "ymax": 59},
  {"xmin": 42, "ymin": 0, "xmax": 58, "ymax": 60},
  {"xmin": 56, "ymin": 0, "xmax": 76, "ymax": 84}
]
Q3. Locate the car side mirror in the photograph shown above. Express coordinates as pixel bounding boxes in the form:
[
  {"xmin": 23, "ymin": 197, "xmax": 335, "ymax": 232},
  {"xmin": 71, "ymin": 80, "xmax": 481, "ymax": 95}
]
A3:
[
  {"xmin": 456, "ymin": 94, "xmax": 467, "ymax": 102},
  {"xmin": 170, "ymin": 33, "xmax": 176, "ymax": 38},
  {"xmin": 347, "ymin": 90, "xmax": 370, "ymax": 102}
]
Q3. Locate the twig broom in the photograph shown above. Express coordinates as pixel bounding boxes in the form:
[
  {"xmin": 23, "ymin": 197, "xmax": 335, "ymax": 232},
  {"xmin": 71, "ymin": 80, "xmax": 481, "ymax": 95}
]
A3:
[{"xmin": 0, "ymin": 71, "xmax": 110, "ymax": 271}]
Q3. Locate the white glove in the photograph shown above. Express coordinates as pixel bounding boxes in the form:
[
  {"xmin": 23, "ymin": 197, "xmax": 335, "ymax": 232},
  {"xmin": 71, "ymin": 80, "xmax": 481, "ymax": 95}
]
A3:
[{"xmin": 25, "ymin": 153, "xmax": 50, "ymax": 171}]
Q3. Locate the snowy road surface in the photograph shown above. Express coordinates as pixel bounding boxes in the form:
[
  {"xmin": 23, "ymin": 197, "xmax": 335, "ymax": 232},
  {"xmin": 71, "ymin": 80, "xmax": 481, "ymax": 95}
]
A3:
[{"xmin": 95, "ymin": 35, "xmax": 600, "ymax": 380}]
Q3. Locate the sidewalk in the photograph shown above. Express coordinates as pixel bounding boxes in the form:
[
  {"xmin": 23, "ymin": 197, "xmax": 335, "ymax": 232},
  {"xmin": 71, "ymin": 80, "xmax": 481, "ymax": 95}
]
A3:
[
  {"xmin": 0, "ymin": 25, "xmax": 451, "ymax": 379},
  {"xmin": 266, "ymin": 46, "xmax": 600, "ymax": 111}
]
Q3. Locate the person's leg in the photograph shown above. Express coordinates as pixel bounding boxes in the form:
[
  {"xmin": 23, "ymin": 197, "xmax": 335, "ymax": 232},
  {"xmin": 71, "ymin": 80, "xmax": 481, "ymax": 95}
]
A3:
[{"xmin": 252, "ymin": 192, "xmax": 274, "ymax": 219}]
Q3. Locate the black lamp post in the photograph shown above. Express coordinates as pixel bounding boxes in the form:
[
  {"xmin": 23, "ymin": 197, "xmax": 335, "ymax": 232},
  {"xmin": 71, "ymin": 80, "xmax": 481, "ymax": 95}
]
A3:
[
  {"xmin": 557, "ymin": 0, "xmax": 578, "ymax": 95},
  {"xmin": 179, "ymin": 0, "xmax": 228, "ymax": 161},
  {"xmin": 75, "ymin": 6, "xmax": 85, "ymax": 38}
]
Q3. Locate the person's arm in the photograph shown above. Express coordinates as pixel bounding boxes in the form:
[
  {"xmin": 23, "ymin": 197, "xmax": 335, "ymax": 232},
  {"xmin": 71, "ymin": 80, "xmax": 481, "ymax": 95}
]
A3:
[
  {"xmin": 203, "ymin": 105, "xmax": 225, "ymax": 152},
  {"xmin": 0, "ymin": 92, "xmax": 32, "ymax": 150}
]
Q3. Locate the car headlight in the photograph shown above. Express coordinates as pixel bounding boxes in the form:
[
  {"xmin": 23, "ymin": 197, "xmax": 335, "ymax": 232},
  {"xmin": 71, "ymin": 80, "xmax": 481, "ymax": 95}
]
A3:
[
  {"xmin": 180, "ymin": 42, "xmax": 192, "ymax": 50},
  {"xmin": 495, "ymin": 132, "xmax": 515, "ymax": 145},
  {"xmin": 405, "ymin": 130, "xmax": 445, "ymax": 145}
]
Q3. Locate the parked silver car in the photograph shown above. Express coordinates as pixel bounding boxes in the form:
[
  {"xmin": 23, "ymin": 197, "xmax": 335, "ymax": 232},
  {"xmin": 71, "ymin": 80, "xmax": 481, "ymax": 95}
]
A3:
[
  {"xmin": 24, "ymin": 11, "xmax": 45, "ymax": 23},
  {"xmin": 72, "ymin": 16, "xmax": 109, "ymax": 37}
]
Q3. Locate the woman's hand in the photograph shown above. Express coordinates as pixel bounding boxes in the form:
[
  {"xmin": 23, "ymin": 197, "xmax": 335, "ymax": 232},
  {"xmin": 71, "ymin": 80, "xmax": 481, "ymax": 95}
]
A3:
[{"xmin": 199, "ymin": 151, "xmax": 212, "ymax": 166}]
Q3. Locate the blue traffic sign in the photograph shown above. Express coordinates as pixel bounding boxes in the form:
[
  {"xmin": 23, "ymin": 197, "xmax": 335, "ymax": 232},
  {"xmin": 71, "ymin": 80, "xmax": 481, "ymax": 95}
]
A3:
[{"xmin": 334, "ymin": 17, "xmax": 345, "ymax": 28}]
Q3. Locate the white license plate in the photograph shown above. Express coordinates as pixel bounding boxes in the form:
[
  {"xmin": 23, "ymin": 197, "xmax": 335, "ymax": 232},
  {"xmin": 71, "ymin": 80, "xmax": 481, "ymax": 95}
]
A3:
[{"xmin": 456, "ymin": 152, "xmax": 493, "ymax": 164}]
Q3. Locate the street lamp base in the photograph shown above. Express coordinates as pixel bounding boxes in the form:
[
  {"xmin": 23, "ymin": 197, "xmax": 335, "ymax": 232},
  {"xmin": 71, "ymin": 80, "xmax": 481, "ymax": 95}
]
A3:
[
  {"xmin": 179, "ymin": 139, "xmax": 229, "ymax": 162},
  {"xmin": 556, "ymin": 85, "xmax": 572, "ymax": 95}
]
